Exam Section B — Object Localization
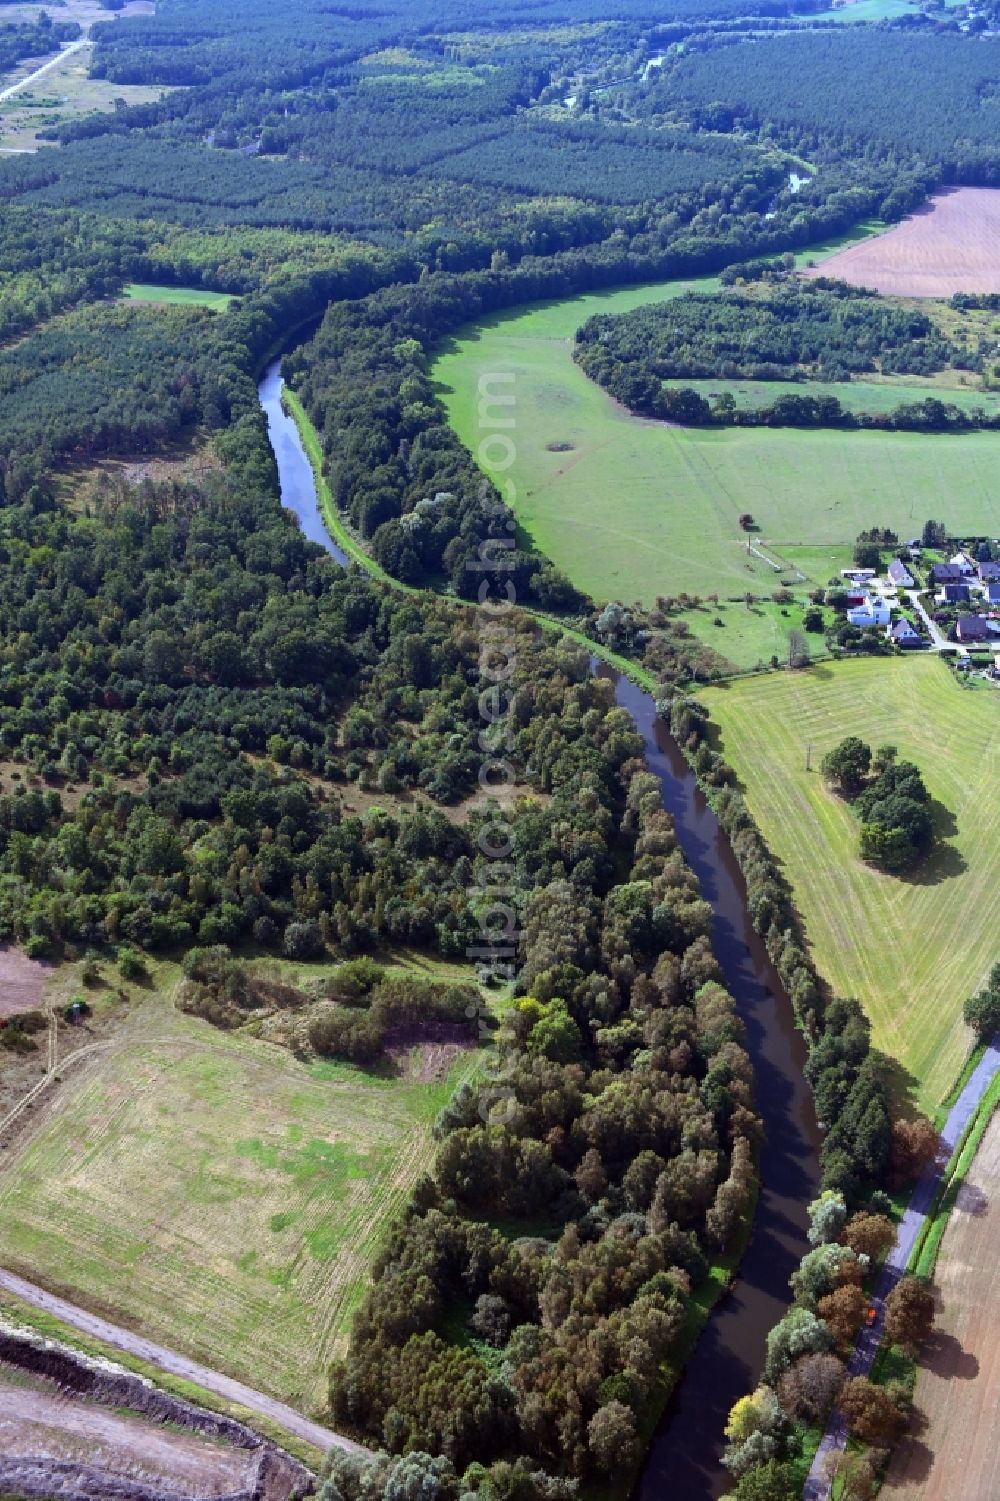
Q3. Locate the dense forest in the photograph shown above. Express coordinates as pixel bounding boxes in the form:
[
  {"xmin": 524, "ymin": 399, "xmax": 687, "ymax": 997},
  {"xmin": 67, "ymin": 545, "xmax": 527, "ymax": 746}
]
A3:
[
  {"xmin": 576, "ymin": 283, "xmax": 955, "ymax": 384},
  {"xmin": 657, "ymin": 32, "xmax": 1000, "ymax": 180}
]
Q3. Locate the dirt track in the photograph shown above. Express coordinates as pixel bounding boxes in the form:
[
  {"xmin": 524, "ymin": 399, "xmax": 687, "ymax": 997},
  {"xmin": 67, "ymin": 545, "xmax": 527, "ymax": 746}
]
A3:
[
  {"xmin": 0, "ymin": 1370, "xmax": 258, "ymax": 1496},
  {"xmin": 0, "ymin": 1268, "xmax": 364, "ymax": 1460},
  {"xmin": 883, "ymin": 1111, "xmax": 1000, "ymax": 1501},
  {"xmin": 804, "ymin": 188, "xmax": 1000, "ymax": 297}
]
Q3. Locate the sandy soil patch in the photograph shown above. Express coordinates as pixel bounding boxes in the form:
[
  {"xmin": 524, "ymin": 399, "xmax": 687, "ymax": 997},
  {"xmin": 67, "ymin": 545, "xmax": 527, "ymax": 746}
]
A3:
[
  {"xmin": 0, "ymin": 1366, "xmax": 258, "ymax": 1496},
  {"xmin": 804, "ymin": 188, "xmax": 1000, "ymax": 297},
  {"xmin": 0, "ymin": 949, "xmax": 49, "ymax": 1021},
  {"xmin": 883, "ymin": 1109, "xmax": 1000, "ymax": 1501}
]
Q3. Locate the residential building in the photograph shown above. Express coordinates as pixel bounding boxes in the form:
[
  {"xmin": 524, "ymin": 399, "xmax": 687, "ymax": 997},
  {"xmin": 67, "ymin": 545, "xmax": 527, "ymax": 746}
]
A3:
[
  {"xmin": 940, "ymin": 583, "xmax": 971, "ymax": 604},
  {"xmin": 955, "ymin": 614, "xmax": 1000, "ymax": 643},
  {"xmin": 847, "ymin": 595, "xmax": 891, "ymax": 629},
  {"xmin": 887, "ymin": 559, "xmax": 915, "ymax": 589},
  {"xmin": 888, "ymin": 618, "xmax": 922, "ymax": 648},
  {"xmin": 931, "ymin": 563, "xmax": 968, "ymax": 585},
  {"xmin": 977, "ymin": 561, "xmax": 1000, "ymax": 584}
]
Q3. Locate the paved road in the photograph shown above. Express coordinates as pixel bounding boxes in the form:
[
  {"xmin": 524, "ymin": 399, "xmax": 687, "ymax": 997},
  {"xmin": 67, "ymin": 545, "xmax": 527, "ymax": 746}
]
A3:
[
  {"xmin": 804, "ymin": 1041, "xmax": 1000, "ymax": 1499},
  {"xmin": 904, "ymin": 589, "xmax": 956, "ymax": 652},
  {"xmin": 0, "ymin": 1268, "xmax": 365, "ymax": 1459},
  {"xmin": 0, "ymin": 39, "xmax": 88, "ymax": 103}
]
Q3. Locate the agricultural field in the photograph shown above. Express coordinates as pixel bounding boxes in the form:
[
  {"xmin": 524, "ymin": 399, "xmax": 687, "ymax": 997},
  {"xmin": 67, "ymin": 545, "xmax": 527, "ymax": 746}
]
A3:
[
  {"xmin": 701, "ymin": 656, "xmax": 1000, "ymax": 1109},
  {"xmin": 0, "ymin": 971, "xmax": 487, "ymax": 1412},
  {"xmin": 0, "ymin": 946, "xmax": 48, "ymax": 1021},
  {"xmin": 434, "ymin": 276, "xmax": 1000, "ymax": 615},
  {"xmin": 883, "ymin": 1110, "xmax": 1000, "ymax": 1500},
  {"xmin": 806, "ymin": 188, "xmax": 1000, "ymax": 298}
]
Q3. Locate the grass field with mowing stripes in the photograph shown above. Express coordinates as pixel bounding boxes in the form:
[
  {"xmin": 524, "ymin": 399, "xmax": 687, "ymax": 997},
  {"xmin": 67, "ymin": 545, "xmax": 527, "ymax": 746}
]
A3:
[{"xmin": 701, "ymin": 656, "xmax": 1000, "ymax": 1109}]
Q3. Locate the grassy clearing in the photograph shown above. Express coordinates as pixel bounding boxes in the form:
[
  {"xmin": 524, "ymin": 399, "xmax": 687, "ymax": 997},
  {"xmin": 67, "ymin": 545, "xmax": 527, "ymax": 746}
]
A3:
[
  {"xmin": 701, "ymin": 656, "xmax": 1000, "ymax": 1110},
  {"xmin": 677, "ymin": 597, "xmax": 834, "ymax": 672},
  {"xmin": 661, "ymin": 374, "xmax": 1000, "ymax": 417},
  {"xmin": 123, "ymin": 284, "xmax": 234, "ymax": 310},
  {"xmin": 432, "ymin": 271, "xmax": 1000, "ymax": 616},
  {"xmin": 0, "ymin": 42, "xmax": 169, "ymax": 152},
  {"xmin": 0, "ymin": 978, "xmax": 486, "ymax": 1412}
]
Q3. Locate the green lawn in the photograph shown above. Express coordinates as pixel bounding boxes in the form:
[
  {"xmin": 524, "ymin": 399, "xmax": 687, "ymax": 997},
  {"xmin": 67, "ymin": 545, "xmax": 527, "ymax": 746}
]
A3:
[
  {"xmin": 0, "ymin": 986, "xmax": 483, "ymax": 1412},
  {"xmin": 701, "ymin": 656, "xmax": 1000, "ymax": 1109},
  {"xmin": 679, "ymin": 597, "xmax": 834, "ymax": 671},
  {"xmin": 432, "ymin": 279, "xmax": 1000, "ymax": 614},
  {"xmin": 123, "ymin": 283, "xmax": 235, "ymax": 310}
]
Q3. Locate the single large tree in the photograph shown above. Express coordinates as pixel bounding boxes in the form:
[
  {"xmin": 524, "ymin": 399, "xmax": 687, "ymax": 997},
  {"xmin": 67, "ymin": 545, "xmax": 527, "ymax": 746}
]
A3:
[{"xmin": 884, "ymin": 1275, "xmax": 935, "ymax": 1353}]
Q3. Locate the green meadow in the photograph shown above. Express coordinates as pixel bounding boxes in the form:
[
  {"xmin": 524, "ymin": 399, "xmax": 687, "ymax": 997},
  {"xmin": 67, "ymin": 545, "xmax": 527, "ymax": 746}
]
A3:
[
  {"xmin": 123, "ymin": 283, "xmax": 235, "ymax": 310},
  {"xmin": 432, "ymin": 248, "xmax": 1000, "ymax": 623},
  {"xmin": 702, "ymin": 656, "xmax": 1000, "ymax": 1110}
]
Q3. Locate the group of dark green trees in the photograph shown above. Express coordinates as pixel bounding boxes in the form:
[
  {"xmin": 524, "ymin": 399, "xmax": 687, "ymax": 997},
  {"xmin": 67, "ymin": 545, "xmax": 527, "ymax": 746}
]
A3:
[{"xmin": 821, "ymin": 739, "xmax": 935, "ymax": 872}]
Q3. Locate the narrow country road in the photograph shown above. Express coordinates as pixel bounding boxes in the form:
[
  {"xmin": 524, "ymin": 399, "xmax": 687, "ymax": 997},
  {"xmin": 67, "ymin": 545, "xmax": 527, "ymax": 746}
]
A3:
[
  {"xmin": 0, "ymin": 1268, "xmax": 366, "ymax": 1460},
  {"xmin": 804, "ymin": 1040, "xmax": 1000, "ymax": 1499},
  {"xmin": 904, "ymin": 589, "xmax": 956, "ymax": 653},
  {"xmin": 0, "ymin": 39, "xmax": 88, "ymax": 104}
]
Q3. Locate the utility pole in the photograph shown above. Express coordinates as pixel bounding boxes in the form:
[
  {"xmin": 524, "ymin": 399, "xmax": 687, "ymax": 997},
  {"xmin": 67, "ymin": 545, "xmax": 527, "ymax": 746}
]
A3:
[{"xmin": 805, "ymin": 742, "xmax": 812, "ymax": 772}]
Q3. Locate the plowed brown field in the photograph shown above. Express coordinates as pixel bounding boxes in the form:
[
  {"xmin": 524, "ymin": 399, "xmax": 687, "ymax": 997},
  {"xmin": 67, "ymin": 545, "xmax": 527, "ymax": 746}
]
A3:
[
  {"xmin": 884, "ymin": 1110, "xmax": 1000, "ymax": 1501},
  {"xmin": 804, "ymin": 188, "xmax": 1000, "ymax": 297}
]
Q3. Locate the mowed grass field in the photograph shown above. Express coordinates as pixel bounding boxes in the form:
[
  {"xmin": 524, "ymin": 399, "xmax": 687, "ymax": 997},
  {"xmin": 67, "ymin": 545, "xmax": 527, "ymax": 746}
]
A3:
[
  {"xmin": 0, "ymin": 986, "xmax": 482, "ymax": 1412},
  {"xmin": 702, "ymin": 656, "xmax": 1000, "ymax": 1109},
  {"xmin": 433, "ymin": 263, "xmax": 1000, "ymax": 610}
]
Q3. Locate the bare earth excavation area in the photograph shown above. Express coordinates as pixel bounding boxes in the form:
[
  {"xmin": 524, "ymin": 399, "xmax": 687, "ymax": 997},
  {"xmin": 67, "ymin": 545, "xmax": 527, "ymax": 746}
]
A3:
[
  {"xmin": 884, "ymin": 1111, "xmax": 1000, "ymax": 1501},
  {"xmin": 805, "ymin": 188, "xmax": 1000, "ymax": 297},
  {"xmin": 0, "ymin": 1368, "xmax": 260, "ymax": 1499}
]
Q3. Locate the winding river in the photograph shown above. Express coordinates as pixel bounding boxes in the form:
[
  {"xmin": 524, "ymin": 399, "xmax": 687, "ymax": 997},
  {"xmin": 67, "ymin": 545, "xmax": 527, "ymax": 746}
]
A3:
[{"xmin": 259, "ymin": 358, "xmax": 822, "ymax": 1501}]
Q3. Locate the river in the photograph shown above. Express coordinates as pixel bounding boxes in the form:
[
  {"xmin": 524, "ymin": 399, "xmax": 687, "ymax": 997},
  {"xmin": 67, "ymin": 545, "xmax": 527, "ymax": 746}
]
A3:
[{"xmin": 259, "ymin": 359, "xmax": 822, "ymax": 1500}]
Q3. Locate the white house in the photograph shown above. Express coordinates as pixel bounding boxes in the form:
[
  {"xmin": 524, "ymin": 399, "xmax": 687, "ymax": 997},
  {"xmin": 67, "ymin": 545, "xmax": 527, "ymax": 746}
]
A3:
[
  {"xmin": 847, "ymin": 595, "xmax": 891, "ymax": 629},
  {"xmin": 949, "ymin": 551, "xmax": 976, "ymax": 576}
]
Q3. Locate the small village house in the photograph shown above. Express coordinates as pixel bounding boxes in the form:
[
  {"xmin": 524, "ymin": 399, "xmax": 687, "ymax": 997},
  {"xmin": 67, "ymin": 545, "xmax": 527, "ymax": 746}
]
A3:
[
  {"xmin": 887, "ymin": 558, "xmax": 915, "ymax": 589},
  {"xmin": 887, "ymin": 617, "xmax": 922, "ymax": 648},
  {"xmin": 847, "ymin": 595, "xmax": 891, "ymax": 629}
]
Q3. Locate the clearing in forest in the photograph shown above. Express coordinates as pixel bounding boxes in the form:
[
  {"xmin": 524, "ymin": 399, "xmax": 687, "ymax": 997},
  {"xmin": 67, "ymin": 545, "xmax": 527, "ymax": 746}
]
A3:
[
  {"xmin": 883, "ymin": 1109, "xmax": 1000, "ymax": 1500},
  {"xmin": 805, "ymin": 188, "xmax": 1000, "ymax": 297},
  {"xmin": 0, "ymin": 982, "xmax": 485, "ymax": 1413},
  {"xmin": 701, "ymin": 656, "xmax": 1000, "ymax": 1110}
]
